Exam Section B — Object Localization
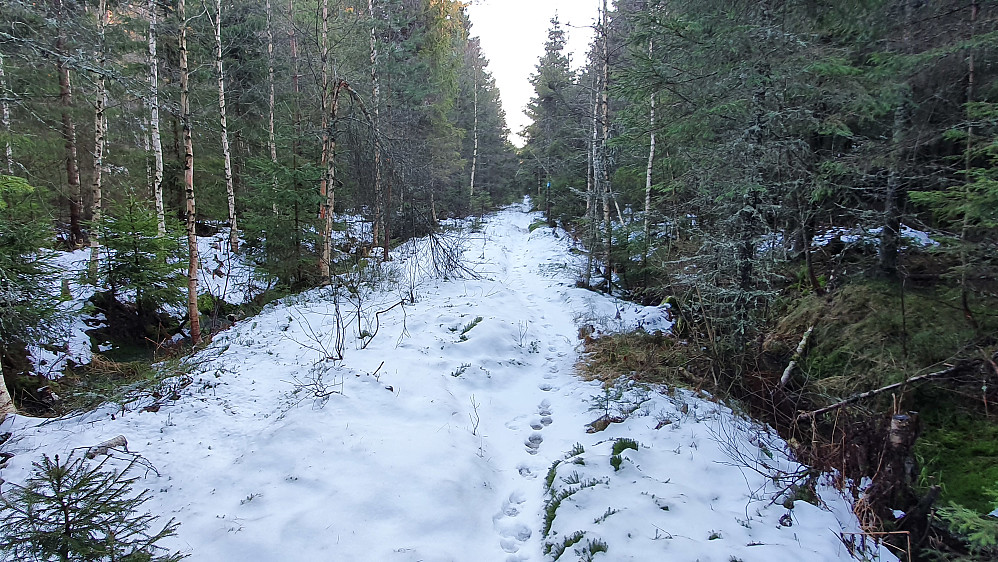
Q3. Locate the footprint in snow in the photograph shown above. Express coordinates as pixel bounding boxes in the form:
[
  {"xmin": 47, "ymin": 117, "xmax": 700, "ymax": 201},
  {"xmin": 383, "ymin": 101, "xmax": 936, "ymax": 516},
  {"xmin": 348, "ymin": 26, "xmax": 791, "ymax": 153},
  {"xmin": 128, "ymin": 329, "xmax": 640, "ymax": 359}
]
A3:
[
  {"xmin": 538, "ymin": 400, "xmax": 552, "ymax": 417},
  {"xmin": 524, "ymin": 432, "xmax": 543, "ymax": 454},
  {"xmin": 538, "ymin": 383, "xmax": 554, "ymax": 392},
  {"xmin": 493, "ymin": 492, "xmax": 531, "ymax": 555},
  {"xmin": 529, "ymin": 408, "xmax": 553, "ymax": 429}
]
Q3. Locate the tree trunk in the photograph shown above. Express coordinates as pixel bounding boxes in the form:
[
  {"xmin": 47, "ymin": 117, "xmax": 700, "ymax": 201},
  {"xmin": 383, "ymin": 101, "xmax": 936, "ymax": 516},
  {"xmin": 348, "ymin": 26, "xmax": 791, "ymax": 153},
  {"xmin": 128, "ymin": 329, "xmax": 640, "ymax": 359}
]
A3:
[
  {"xmin": 878, "ymin": 0, "xmax": 915, "ymax": 278},
  {"xmin": 266, "ymin": 0, "xmax": 277, "ymax": 165},
  {"xmin": 179, "ymin": 0, "xmax": 201, "ymax": 345},
  {"xmin": 643, "ymin": 40, "xmax": 655, "ymax": 274},
  {"xmin": 0, "ymin": 373, "xmax": 13, "ymax": 420},
  {"xmin": 289, "ymin": 0, "xmax": 301, "ymax": 164},
  {"xmin": 89, "ymin": 0, "xmax": 108, "ymax": 278},
  {"xmin": 56, "ymin": 1, "xmax": 84, "ymax": 248},
  {"xmin": 584, "ymin": 71, "xmax": 597, "ymax": 289},
  {"xmin": 148, "ymin": 0, "xmax": 165, "ymax": 236},
  {"xmin": 319, "ymin": 0, "xmax": 330, "ymax": 223},
  {"xmin": 320, "ymin": 82, "xmax": 343, "ymax": 284},
  {"xmin": 878, "ymin": 101, "xmax": 907, "ymax": 277},
  {"xmin": 959, "ymin": 0, "xmax": 978, "ymax": 326},
  {"xmin": 0, "ymin": 52, "xmax": 12, "ymax": 174},
  {"xmin": 214, "ymin": 0, "xmax": 238, "ymax": 252},
  {"xmin": 599, "ymin": 0, "xmax": 612, "ymax": 293},
  {"xmin": 369, "ymin": 0, "xmax": 385, "ymax": 254},
  {"xmin": 469, "ymin": 67, "xmax": 478, "ymax": 210}
]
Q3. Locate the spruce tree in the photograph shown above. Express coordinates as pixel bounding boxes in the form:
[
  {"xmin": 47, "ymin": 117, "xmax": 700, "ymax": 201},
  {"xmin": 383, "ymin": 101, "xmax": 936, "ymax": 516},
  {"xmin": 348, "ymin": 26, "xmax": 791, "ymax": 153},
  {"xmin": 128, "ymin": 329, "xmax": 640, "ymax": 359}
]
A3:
[{"xmin": 0, "ymin": 453, "xmax": 185, "ymax": 562}]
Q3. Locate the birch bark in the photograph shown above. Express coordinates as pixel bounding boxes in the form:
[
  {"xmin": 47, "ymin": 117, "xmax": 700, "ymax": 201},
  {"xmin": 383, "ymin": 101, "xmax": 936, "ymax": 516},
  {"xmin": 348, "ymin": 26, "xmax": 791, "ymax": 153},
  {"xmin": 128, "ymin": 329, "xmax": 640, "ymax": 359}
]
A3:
[
  {"xmin": 149, "ymin": 0, "xmax": 165, "ymax": 235},
  {"xmin": 89, "ymin": 0, "xmax": 108, "ymax": 277},
  {"xmin": 179, "ymin": 0, "xmax": 201, "ymax": 344},
  {"xmin": 213, "ymin": 0, "xmax": 238, "ymax": 252}
]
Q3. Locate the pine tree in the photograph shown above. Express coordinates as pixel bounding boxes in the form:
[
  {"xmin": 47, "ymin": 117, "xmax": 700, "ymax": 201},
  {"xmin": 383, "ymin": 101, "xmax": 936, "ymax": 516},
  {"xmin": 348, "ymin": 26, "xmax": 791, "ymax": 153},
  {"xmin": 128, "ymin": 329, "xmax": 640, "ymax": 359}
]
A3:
[{"xmin": 0, "ymin": 453, "xmax": 185, "ymax": 562}]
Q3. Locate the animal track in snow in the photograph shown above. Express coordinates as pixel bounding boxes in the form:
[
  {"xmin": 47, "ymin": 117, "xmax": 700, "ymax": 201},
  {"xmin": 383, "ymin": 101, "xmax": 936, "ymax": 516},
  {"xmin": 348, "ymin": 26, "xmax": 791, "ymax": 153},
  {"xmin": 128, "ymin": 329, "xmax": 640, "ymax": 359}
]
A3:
[
  {"xmin": 537, "ymin": 400, "xmax": 552, "ymax": 417},
  {"xmin": 493, "ymin": 492, "xmax": 531, "ymax": 556},
  {"xmin": 538, "ymin": 383, "xmax": 554, "ymax": 392},
  {"xmin": 524, "ymin": 432, "xmax": 543, "ymax": 454}
]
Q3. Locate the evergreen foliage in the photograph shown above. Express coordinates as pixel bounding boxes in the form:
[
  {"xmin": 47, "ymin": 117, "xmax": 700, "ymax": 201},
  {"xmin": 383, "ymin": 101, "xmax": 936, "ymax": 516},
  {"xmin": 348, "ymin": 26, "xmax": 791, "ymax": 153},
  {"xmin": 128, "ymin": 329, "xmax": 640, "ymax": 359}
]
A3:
[
  {"xmin": 0, "ymin": 175, "xmax": 60, "ymax": 348},
  {"xmin": 95, "ymin": 196, "xmax": 184, "ymax": 317},
  {"xmin": 0, "ymin": 453, "xmax": 185, "ymax": 562}
]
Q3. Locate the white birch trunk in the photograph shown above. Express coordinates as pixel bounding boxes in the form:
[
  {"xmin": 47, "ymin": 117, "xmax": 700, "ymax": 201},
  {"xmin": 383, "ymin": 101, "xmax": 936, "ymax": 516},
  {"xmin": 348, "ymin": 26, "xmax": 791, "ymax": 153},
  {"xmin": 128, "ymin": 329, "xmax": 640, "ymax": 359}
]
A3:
[
  {"xmin": 214, "ymin": 0, "xmax": 238, "ymax": 252},
  {"xmin": 266, "ymin": 0, "xmax": 277, "ymax": 165},
  {"xmin": 469, "ymin": 67, "xmax": 478, "ymax": 207},
  {"xmin": 149, "ymin": 0, "xmax": 165, "ymax": 236},
  {"xmin": 369, "ymin": 0, "xmax": 384, "ymax": 253},
  {"xmin": 319, "ymin": 0, "xmax": 332, "ymax": 281},
  {"xmin": 179, "ymin": 0, "xmax": 201, "ymax": 344},
  {"xmin": 89, "ymin": 0, "xmax": 107, "ymax": 278},
  {"xmin": 0, "ymin": 379, "xmax": 13, "ymax": 419},
  {"xmin": 599, "ymin": 0, "xmax": 612, "ymax": 292},
  {"xmin": 0, "ymin": 52, "xmax": 12, "ymax": 174},
  {"xmin": 643, "ymin": 41, "xmax": 655, "ymax": 265}
]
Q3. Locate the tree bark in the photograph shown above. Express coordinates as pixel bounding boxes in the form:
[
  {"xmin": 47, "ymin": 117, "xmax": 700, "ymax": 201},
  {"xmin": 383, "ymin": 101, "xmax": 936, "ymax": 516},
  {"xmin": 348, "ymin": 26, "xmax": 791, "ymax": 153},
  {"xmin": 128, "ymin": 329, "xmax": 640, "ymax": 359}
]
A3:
[
  {"xmin": 179, "ymin": 0, "xmax": 201, "ymax": 345},
  {"xmin": 643, "ymin": 38, "xmax": 655, "ymax": 273},
  {"xmin": 878, "ymin": 0, "xmax": 915, "ymax": 278},
  {"xmin": 584, "ymin": 70, "xmax": 597, "ymax": 289},
  {"xmin": 319, "ymin": 0, "xmax": 330, "ymax": 224},
  {"xmin": 148, "ymin": 0, "xmax": 165, "ymax": 235},
  {"xmin": 878, "ymin": 102, "xmax": 907, "ymax": 277},
  {"xmin": 320, "ymin": 82, "xmax": 343, "ymax": 283},
  {"xmin": 56, "ymin": 0, "xmax": 84, "ymax": 248},
  {"xmin": 266, "ymin": 0, "xmax": 277, "ymax": 165},
  {"xmin": 0, "ymin": 52, "xmax": 12, "ymax": 174},
  {"xmin": 369, "ymin": 0, "xmax": 385, "ymax": 254},
  {"xmin": 959, "ymin": 0, "xmax": 978, "ymax": 326},
  {"xmin": 214, "ymin": 0, "xmax": 238, "ymax": 252},
  {"xmin": 0, "ymin": 376, "xmax": 13, "ymax": 419},
  {"xmin": 469, "ymin": 66, "xmax": 478, "ymax": 210},
  {"xmin": 599, "ymin": 0, "xmax": 612, "ymax": 293},
  {"xmin": 89, "ymin": 0, "xmax": 108, "ymax": 278}
]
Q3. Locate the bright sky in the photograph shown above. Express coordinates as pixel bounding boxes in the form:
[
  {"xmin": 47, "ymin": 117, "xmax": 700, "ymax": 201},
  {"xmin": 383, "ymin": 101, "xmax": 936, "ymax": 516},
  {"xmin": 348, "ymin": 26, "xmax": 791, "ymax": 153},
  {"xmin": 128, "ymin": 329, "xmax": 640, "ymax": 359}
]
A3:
[{"xmin": 466, "ymin": 0, "xmax": 599, "ymax": 147}]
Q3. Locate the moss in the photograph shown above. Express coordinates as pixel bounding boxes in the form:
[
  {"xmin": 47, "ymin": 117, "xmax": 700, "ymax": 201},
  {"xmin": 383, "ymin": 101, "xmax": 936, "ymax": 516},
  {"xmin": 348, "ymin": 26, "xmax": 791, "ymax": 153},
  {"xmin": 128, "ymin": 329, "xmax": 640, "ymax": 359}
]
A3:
[
  {"xmin": 915, "ymin": 392, "xmax": 998, "ymax": 513},
  {"xmin": 776, "ymin": 283, "xmax": 998, "ymax": 394}
]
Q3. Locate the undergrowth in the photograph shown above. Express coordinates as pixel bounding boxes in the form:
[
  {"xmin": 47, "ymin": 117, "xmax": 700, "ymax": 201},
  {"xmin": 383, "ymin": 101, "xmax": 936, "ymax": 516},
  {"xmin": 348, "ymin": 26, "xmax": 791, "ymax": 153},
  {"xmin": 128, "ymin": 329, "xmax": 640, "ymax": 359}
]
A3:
[{"xmin": 577, "ymin": 277, "xmax": 998, "ymax": 560}]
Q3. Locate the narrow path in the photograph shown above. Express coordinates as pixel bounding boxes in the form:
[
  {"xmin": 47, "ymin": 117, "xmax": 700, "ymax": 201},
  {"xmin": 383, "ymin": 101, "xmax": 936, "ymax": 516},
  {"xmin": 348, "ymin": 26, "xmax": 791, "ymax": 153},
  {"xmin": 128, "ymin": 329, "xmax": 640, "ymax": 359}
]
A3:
[{"xmin": 0, "ymin": 201, "xmax": 871, "ymax": 561}]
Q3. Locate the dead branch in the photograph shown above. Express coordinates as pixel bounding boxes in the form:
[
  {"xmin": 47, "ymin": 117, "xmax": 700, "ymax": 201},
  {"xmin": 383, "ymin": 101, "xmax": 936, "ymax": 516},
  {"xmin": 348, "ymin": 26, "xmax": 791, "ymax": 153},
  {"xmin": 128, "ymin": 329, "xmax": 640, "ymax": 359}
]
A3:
[
  {"xmin": 83, "ymin": 435, "xmax": 128, "ymax": 459},
  {"xmin": 360, "ymin": 300, "xmax": 405, "ymax": 349},
  {"xmin": 778, "ymin": 325, "xmax": 814, "ymax": 389},
  {"xmin": 796, "ymin": 362, "xmax": 977, "ymax": 422}
]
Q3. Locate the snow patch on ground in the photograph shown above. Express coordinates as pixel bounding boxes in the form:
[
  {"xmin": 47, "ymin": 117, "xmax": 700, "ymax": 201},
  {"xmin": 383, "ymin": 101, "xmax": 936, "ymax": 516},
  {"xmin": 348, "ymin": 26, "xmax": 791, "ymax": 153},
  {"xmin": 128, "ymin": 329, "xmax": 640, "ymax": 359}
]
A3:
[{"xmin": 2, "ymin": 201, "xmax": 889, "ymax": 561}]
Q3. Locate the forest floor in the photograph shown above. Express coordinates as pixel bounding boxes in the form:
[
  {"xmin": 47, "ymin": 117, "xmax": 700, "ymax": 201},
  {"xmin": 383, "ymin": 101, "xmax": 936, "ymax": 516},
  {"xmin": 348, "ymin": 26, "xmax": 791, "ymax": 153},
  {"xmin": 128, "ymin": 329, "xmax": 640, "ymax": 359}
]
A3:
[{"xmin": 0, "ymin": 200, "xmax": 892, "ymax": 561}]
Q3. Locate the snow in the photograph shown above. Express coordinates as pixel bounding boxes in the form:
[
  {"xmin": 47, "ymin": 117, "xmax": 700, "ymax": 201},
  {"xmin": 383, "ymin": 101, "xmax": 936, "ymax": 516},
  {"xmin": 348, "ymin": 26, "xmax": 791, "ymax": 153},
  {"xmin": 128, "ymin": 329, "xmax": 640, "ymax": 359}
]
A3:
[
  {"xmin": 812, "ymin": 224, "xmax": 939, "ymax": 249},
  {"xmin": 1, "ymin": 200, "xmax": 892, "ymax": 561}
]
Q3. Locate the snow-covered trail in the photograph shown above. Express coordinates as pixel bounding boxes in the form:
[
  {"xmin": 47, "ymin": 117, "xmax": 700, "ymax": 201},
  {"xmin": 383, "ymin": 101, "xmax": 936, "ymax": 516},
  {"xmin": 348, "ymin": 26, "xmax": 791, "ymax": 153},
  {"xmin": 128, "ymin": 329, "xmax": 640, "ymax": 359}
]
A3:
[{"xmin": 1, "ymin": 201, "xmax": 886, "ymax": 561}]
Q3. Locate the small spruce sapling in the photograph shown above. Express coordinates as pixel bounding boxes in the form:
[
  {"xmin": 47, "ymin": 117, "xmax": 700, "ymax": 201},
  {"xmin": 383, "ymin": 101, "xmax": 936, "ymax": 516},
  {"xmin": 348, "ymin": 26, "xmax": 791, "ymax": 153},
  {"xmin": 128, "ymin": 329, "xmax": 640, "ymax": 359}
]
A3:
[{"xmin": 0, "ymin": 453, "xmax": 185, "ymax": 562}]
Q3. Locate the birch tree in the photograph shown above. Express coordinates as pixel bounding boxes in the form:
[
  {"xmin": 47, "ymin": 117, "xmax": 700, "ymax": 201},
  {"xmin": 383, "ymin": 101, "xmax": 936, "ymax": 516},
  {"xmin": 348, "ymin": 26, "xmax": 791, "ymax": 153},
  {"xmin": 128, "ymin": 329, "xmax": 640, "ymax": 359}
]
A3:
[
  {"xmin": 212, "ymin": 0, "xmax": 238, "ymax": 252},
  {"xmin": 642, "ymin": 38, "xmax": 654, "ymax": 270},
  {"xmin": 469, "ymin": 64, "xmax": 478, "ymax": 209},
  {"xmin": 89, "ymin": 0, "xmax": 108, "ymax": 277},
  {"xmin": 368, "ymin": 0, "xmax": 385, "ymax": 254},
  {"xmin": 266, "ymin": 0, "xmax": 277, "ymax": 166},
  {"xmin": 0, "ymin": 52, "xmax": 12, "ymax": 174},
  {"xmin": 179, "ymin": 0, "xmax": 201, "ymax": 344},
  {"xmin": 148, "ymin": 0, "xmax": 165, "ymax": 235},
  {"xmin": 598, "ymin": 0, "xmax": 612, "ymax": 292}
]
